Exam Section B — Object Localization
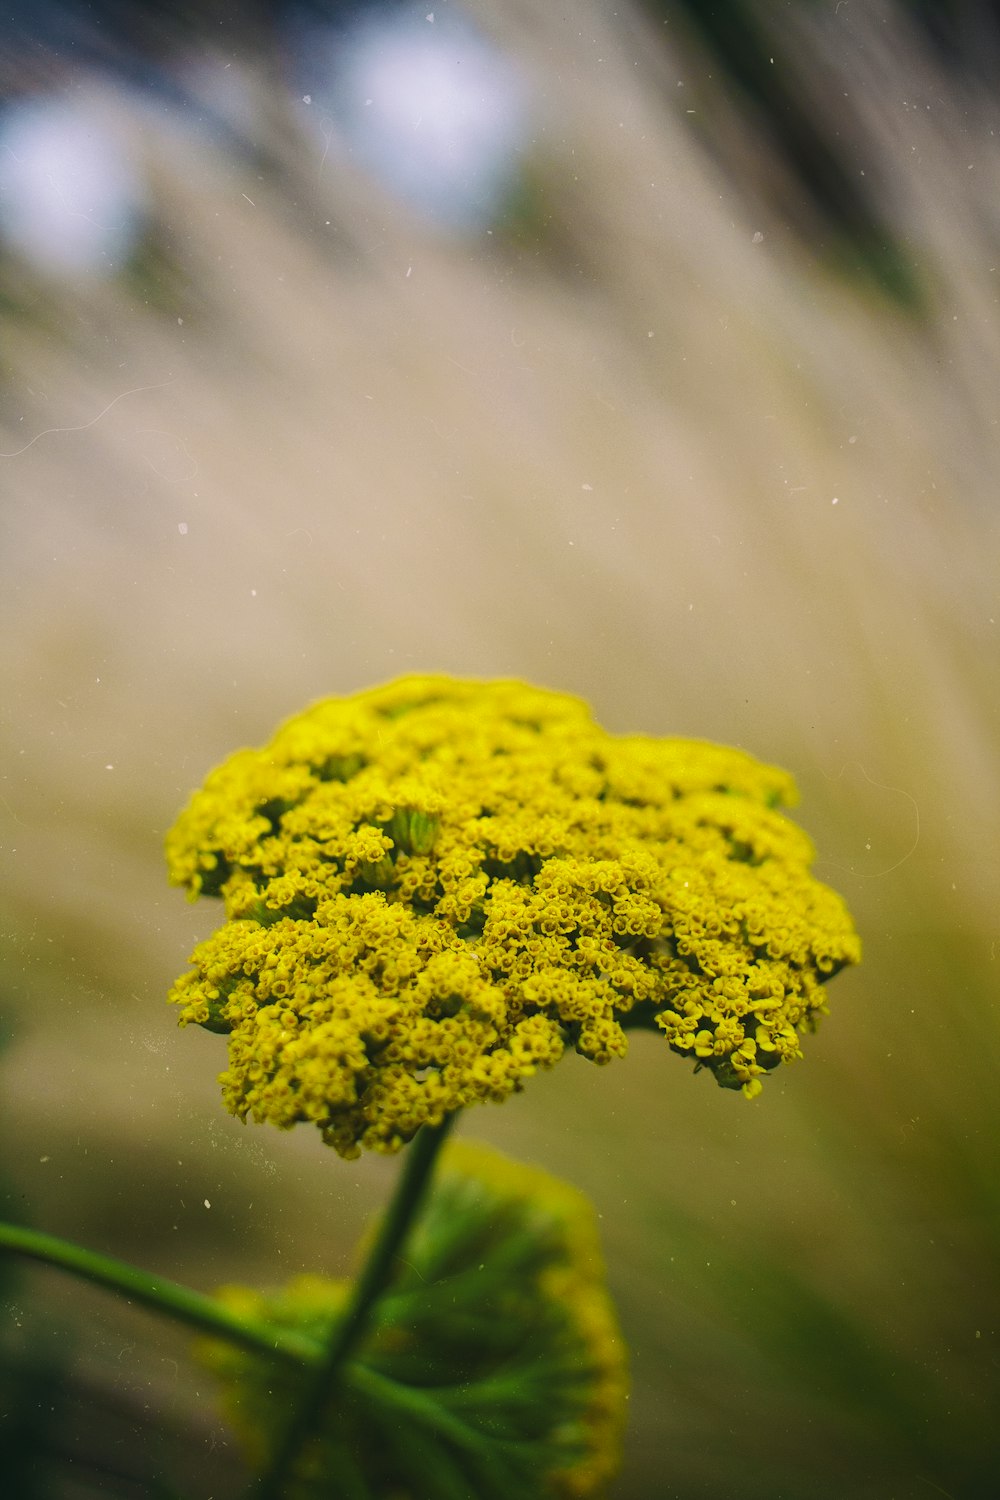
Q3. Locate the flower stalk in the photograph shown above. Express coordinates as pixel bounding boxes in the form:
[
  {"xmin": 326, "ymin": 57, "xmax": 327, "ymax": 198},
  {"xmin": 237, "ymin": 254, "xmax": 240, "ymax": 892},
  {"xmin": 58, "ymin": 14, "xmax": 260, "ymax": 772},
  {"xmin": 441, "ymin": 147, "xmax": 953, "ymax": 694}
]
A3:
[
  {"xmin": 252, "ymin": 1111, "xmax": 457, "ymax": 1500},
  {"xmin": 0, "ymin": 1219, "xmax": 319, "ymax": 1367}
]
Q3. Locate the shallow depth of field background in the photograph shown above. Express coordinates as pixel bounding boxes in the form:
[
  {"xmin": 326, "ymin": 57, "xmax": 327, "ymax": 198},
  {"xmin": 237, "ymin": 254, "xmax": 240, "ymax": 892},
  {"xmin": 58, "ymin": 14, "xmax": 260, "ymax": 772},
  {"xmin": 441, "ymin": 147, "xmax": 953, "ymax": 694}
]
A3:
[{"xmin": 1, "ymin": 2, "xmax": 999, "ymax": 1496}]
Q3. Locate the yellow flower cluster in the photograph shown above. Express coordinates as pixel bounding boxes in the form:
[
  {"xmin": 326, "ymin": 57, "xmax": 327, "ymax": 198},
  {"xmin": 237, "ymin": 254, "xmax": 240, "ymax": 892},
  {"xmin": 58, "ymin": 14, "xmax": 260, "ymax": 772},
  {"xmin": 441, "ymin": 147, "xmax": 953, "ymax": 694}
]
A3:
[
  {"xmin": 167, "ymin": 676, "xmax": 859, "ymax": 1156},
  {"xmin": 200, "ymin": 1140, "xmax": 627, "ymax": 1498}
]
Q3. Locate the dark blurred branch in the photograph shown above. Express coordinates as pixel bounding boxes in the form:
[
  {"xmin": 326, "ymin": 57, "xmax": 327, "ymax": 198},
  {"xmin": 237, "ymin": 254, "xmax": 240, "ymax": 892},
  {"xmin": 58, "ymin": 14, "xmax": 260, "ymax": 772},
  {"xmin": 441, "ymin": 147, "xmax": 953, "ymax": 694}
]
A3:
[{"xmin": 641, "ymin": 0, "xmax": 924, "ymax": 306}]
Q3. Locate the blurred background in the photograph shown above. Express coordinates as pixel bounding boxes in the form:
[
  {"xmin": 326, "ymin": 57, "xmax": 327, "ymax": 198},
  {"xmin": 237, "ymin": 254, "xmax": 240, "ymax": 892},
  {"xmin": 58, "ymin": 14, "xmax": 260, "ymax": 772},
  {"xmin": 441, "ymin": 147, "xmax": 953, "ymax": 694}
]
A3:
[{"xmin": 1, "ymin": 0, "xmax": 998, "ymax": 1495}]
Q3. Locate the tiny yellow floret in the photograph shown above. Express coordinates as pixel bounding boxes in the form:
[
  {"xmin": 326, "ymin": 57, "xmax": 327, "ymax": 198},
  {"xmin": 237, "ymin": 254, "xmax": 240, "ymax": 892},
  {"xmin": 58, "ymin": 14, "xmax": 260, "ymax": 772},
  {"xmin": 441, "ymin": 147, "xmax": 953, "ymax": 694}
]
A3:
[{"xmin": 166, "ymin": 676, "xmax": 860, "ymax": 1155}]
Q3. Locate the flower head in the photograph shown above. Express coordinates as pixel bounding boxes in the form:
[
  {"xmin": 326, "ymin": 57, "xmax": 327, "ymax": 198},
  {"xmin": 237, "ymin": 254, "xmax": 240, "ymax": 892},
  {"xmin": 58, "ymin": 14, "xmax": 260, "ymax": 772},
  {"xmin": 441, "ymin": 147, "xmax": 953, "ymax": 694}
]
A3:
[{"xmin": 167, "ymin": 676, "xmax": 859, "ymax": 1155}]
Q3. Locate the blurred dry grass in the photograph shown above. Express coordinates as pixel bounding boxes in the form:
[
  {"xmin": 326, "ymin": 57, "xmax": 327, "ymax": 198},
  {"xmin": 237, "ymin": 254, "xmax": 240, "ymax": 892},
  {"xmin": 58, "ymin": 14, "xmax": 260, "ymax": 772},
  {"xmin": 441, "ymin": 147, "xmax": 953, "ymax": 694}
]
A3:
[{"xmin": 1, "ymin": 2, "xmax": 999, "ymax": 1495}]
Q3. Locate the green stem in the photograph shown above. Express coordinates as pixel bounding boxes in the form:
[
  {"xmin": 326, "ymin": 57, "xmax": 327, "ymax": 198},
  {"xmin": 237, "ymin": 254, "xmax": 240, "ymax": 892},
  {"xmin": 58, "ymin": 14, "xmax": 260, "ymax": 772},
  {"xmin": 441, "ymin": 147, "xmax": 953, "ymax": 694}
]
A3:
[
  {"xmin": 346, "ymin": 1362, "xmax": 500, "ymax": 1457},
  {"xmin": 344, "ymin": 1374, "xmax": 554, "ymax": 1488},
  {"xmin": 0, "ymin": 1220, "xmax": 319, "ymax": 1369},
  {"xmin": 253, "ymin": 1112, "xmax": 457, "ymax": 1500}
]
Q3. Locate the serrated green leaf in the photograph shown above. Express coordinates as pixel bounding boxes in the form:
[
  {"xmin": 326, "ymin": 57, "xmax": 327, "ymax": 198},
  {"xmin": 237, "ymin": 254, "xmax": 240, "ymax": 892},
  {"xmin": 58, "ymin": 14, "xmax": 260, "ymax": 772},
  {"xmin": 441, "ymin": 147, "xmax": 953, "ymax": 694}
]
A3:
[{"xmin": 200, "ymin": 1140, "xmax": 627, "ymax": 1499}]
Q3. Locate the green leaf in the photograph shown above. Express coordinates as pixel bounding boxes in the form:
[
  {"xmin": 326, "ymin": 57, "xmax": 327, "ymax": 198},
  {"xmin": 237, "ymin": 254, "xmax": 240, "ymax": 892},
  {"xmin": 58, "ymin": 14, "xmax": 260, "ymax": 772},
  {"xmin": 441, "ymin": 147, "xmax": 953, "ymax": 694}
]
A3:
[{"xmin": 201, "ymin": 1141, "xmax": 628, "ymax": 1498}]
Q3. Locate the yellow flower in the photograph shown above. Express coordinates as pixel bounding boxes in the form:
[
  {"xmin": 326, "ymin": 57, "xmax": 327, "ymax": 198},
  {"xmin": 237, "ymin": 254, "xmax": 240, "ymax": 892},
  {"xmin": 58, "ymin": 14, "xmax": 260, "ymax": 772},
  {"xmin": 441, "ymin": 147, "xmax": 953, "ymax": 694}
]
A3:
[{"xmin": 167, "ymin": 676, "xmax": 860, "ymax": 1155}]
